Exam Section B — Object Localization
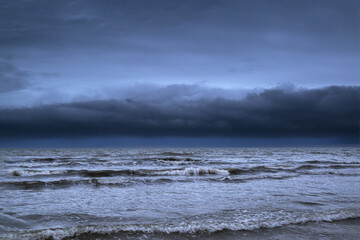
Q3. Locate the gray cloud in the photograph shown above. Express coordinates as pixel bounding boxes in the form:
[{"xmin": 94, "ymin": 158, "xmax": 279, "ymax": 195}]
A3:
[
  {"xmin": 0, "ymin": 60, "xmax": 30, "ymax": 93},
  {"xmin": 0, "ymin": 0, "xmax": 358, "ymax": 90},
  {"xmin": 1, "ymin": 0, "xmax": 357, "ymax": 48},
  {"xmin": 0, "ymin": 85, "xmax": 358, "ymax": 140}
]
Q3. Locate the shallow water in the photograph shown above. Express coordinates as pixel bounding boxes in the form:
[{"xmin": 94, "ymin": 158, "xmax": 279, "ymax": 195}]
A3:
[{"xmin": 0, "ymin": 147, "xmax": 359, "ymax": 239}]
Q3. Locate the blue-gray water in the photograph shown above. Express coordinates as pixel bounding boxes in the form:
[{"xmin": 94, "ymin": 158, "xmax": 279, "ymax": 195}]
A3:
[{"xmin": 0, "ymin": 147, "xmax": 359, "ymax": 239}]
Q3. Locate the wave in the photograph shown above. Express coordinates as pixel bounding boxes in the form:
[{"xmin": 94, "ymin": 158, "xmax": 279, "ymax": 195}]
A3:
[
  {"xmin": 11, "ymin": 170, "xmax": 67, "ymax": 177},
  {"xmin": 217, "ymin": 174, "xmax": 301, "ymax": 183},
  {"xmin": 1, "ymin": 179, "xmax": 85, "ymax": 189},
  {"xmin": 16, "ymin": 157, "xmax": 112, "ymax": 164},
  {"xmin": 95, "ymin": 177, "xmax": 175, "ymax": 185},
  {"xmin": 303, "ymin": 160, "xmax": 360, "ymax": 165},
  {"xmin": 308, "ymin": 151, "xmax": 331, "ymax": 155},
  {"xmin": 294, "ymin": 201, "xmax": 324, "ymax": 206},
  {"xmin": 159, "ymin": 151, "xmax": 194, "ymax": 156},
  {"xmin": 27, "ymin": 157, "xmax": 57, "ymax": 162},
  {"xmin": 4, "ymin": 158, "xmax": 58, "ymax": 164},
  {"xmin": 6, "ymin": 170, "xmax": 358, "ymax": 190},
  {"xmin": 228, "ymin": 166, "xmax": 280, "ymax": 174},
  {"xmin": 75, "ymin": 169, "xmax": 144, "ymax": 177},
  {"xmin": 157, "ymin": 167, "xmax": 230, "ymax": 176},
  {"xmin": 77, "ymin": 167, "xmax": 230, "ymax": 177},
  {"xmin": 295, "ymin": 164, "xmax": 360, "ymax": 170},
  {"xmin": 9, "ymin": 169, "xmax": 144, "ymax": 177},
  {"xmin": 10, "ymin": 163, "xmax": 360, "ymax": 178},
  {"xmin": 3, "ymin": 209, "xmax": 359, "ymax": 240},
  {"xmin": 156, "ymin": 157, "xmax": 199, "ymax": 162},
  {"xmin": 1, "ymin": 178, "xmax": 177, "ymax": 189},
  {"xmin": 228, "ymin": 164, "xmax": 360, "ymax": 174},
  {"xmin": 1, "ymin": 173, "xmax": 301, "ymax": 190},
  {"xmin": 9, "ymin": 167, "xmax": 230, "ymax": 178},
  {"xmin": 140, "ymin": 157, "xmax": 200, "ymax": 164}
]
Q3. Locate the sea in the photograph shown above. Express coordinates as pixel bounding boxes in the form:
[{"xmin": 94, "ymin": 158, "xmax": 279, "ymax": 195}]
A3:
[{"xmin": 0, "ymin": 147, "xmax": 359, "ymax": 240}]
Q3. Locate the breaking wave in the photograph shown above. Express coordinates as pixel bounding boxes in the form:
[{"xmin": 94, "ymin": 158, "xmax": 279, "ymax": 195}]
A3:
[
  {"xmin": 157, "ymin": 167, "xmax": 230, "ymax": 176},
  {"xmin": 9, "ymin": 163, "xmax": 360, "ymax": 178},
  {"xmin": 11, "ymin": 170, "xmax": 67, "ymax": 177},
  {"xmin": 3, "ymin": 209, "xmax": 359, "ymax": 240},
  {"xmin": 0, "ymin": 178, "xmax": 179, "ymax": 190}
]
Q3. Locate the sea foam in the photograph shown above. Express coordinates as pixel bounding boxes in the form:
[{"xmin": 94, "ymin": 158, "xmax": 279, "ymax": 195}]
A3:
[
  {"xmin": 3, "ymin": 209, "xmax": 359, "ymax": 240},
  {"xmin": 157, "ymin": 167, "xmax": 230, "ymax": 176}
]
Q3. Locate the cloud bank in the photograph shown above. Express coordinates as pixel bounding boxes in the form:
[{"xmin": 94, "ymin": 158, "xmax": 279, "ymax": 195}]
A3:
[{"xmin": 1, "ymin": 85, "xmax": 359, "ymax": 140}]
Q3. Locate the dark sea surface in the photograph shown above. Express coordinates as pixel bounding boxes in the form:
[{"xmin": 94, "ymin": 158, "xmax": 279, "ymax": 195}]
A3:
[{"xmin": 0, "ymin": 147, "xmax": 359, "ymax": 240}]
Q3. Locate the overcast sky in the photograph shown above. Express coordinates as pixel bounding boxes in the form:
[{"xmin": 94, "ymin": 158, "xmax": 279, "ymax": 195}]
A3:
[{"xmin": 0, "ymin": 0, "xmax": 359, "ymax": 147}]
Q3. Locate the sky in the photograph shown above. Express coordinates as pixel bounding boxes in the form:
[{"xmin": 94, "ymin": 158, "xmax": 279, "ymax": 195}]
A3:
[{"xmin": 0, "ymin": 0, "xmax": 359, "ymax": 147}]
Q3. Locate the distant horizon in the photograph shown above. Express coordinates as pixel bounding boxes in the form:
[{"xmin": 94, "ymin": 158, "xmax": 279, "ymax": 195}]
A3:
[{"xmin": 1, "ymin": 136, "xmax": 358, "ymax": 149}]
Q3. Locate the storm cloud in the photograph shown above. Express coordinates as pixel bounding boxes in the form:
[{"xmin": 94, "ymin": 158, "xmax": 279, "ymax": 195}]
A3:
[
  {"xmin": 1, "ymin": 85, "xmax": 358, "ymax": 140},
  {"xmin": 0, "ymin": 60, "xmax": 30, "ymax": 93},
  {"xmin": 0, "ymin": 0, "xmax": 359, "ymax": 94},
  {"xmin": 0, "ymin": 1, "xmax": 359, "ymax": 146}
]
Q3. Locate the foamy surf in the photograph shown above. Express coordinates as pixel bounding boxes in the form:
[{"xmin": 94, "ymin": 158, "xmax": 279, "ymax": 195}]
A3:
[
  {"xmin": 10, "ymin": 169, "xmax": 68, "ymax": 177},
  {"xmin": 2, "ymin": 209, "xmax": 359, "ymax": 240},
  {"xmin": 157, "ymin": 167, "xmax": 230, "ymax": 176},
  {"xmin": 2, "ymin": 147, "xmax": 359, "ymax": 240}
]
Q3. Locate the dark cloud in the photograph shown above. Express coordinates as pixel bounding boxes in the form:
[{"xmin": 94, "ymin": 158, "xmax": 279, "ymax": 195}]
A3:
[
  {"xmin": 0, "ymin": 1, "xmax": 358, "ymax": 147},
  {"xmin": 0, "ymin": 85, "xmax": 358, "ymax": 140},
  {"xmin": 0, "ymin": 0, "xmax": 358, "ymax": 89},
  {"xmin": 1, "ymin": 0, "xmax": 357, "ymax": 55},
  {"xmin": 0, "ymin": 60, "xmax": 30, "ymax": 93}
]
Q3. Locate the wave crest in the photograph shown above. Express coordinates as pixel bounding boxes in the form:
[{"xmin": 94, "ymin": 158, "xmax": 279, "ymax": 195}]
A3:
[
  {"xmin": 3, "ymin": 209, "xmax": 359, "ymax": 240},
  {"xmin": 158, "ymin": 167, "xmax": 230, "ymax": 176}
]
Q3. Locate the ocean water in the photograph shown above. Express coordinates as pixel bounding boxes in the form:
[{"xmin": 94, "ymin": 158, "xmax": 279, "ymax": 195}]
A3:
[{"xmin": 0, "ymin": 147, "xmax": 359, "ymax": 240}]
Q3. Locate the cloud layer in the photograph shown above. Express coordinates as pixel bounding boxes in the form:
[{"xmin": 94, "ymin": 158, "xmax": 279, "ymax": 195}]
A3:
[
  {"xmin": 1, "ymin": 85, "xmax": 358, "ymax": 140},
  {"xmin": 0, "ymin": 60, "xmax": 30, "ymax": 93},
  {"xmin": 1, "ymin": 0, "xmax": 359, "ymax": 92}
]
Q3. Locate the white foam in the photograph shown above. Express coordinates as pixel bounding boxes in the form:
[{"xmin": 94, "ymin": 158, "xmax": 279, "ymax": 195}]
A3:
[
  {"xmin": 157, "ymin": 167, "xmax": 230, "ymax": 176},
  {"xmin": 10, "ymin": 170, "xmax": 67, "ymax": 177},
  {"xmin": 97, "ymin": 178, "xmax": 131, "ymax": 184},
  {"xmin": 4, "ymin": 209, "xmax": 359, "ymax": 240}
]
